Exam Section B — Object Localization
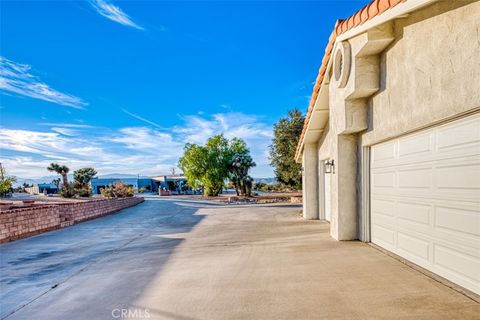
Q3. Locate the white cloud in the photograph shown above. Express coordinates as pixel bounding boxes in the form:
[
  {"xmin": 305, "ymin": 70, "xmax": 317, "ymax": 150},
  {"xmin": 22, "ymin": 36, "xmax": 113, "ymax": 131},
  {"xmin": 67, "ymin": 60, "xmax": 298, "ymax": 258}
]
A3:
[
  {"xmin": 0, "ymin": 129, "xmax": 103, "ymax": 159},
  {"xmin": 110, "ymin": 127, "xmax": 183, "ymax": 156},
  {"xmin": 0, "ymin": 112, "xmax": 274, "ymax": 178},
  {"xmin": 39, "ymin": 123, "xmax": 93, "ymax": 128},
  {"xmin": 90, "ymin": 0, "xmax": 144, "ymax": 30},
  {"xmin": 175, "ymin": 112, "xmax": 272, "ymax": 143},
  {"xmin": 0, "ymin": 56, "xmax": 88, "ymax": 109},
  {"xmin": 51, "ymin": 127, "xmax": 80, "ymax": 136},
  {"xmin": 121, "ymin": 108, "xmax": 163, "ymax": 128},
  {"xmin": 173, "ymin": 112, "xmax": 273, "ymax": 175}
]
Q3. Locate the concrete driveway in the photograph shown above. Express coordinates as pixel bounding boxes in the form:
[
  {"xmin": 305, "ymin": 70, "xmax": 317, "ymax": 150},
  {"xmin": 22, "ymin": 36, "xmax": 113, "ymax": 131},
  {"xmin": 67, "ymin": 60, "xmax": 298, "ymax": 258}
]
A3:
[{"xmin": 1, "ymin": 198, "xmax": 478, "ymax": 319}]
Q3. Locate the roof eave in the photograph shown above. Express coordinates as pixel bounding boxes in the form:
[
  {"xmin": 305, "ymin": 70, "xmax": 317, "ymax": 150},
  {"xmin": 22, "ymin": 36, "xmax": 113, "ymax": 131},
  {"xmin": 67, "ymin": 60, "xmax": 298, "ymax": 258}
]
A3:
[{"xmin": 295, "ymin": 0, "xmax": 439, "ymax": 161}]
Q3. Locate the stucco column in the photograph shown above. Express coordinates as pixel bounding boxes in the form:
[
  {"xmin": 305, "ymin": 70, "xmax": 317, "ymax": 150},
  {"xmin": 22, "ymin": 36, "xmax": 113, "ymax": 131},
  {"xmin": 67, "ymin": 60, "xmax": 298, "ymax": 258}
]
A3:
[
  {"xmin": 330, "ymin": 134, "xmax": 358, "ymax": 240},
  {"xmin": 302, "ymin": 143, "xmax": 319, "ymax": 220}
]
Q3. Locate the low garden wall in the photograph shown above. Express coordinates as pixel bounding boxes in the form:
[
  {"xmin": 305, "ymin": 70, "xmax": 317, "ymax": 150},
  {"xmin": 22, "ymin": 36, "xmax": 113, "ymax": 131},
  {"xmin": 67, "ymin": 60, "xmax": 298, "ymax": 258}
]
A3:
[{"xmin": 0, "ymin": 197, "xmax": 144, "ymax": 243}]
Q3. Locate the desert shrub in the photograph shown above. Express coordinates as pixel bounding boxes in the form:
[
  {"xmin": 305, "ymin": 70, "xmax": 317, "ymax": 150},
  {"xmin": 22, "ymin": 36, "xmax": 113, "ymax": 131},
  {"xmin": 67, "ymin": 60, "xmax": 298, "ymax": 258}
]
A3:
[
  {"xmin": 74, "ymin": 187, "xmax": 92, "ymax": 197},
  {"xmin": 252, "ymin": 183, "xmax": 290, "ymax": 193},
  {"xmin": 71, "ymin": 181, "xmax": 92, "ymax": 197},
  {"xmin": 253, "ymin": 182, "xmax": 266, "ymax": 190},
  {"xmin": 60, "ymin": 185, "xmax": 75, "ymax": 198},
  {"xmin": 100, "ymin": 182, "xmax": 134, "ymax": 198},
  {"xmin": 262, "ymin": 184, "xmax": 278, "ymax": 192},
  {"xmin": 100, "ymin": 187, "xmax": 110, "ymax": 197}
]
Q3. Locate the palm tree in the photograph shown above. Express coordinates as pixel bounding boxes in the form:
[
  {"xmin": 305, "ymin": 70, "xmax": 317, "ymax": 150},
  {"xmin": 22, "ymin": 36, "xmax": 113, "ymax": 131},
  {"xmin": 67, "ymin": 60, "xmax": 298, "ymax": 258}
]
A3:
[{"xmin": 47, "ymin": 163, "xmax": 70, "ymax": 189}]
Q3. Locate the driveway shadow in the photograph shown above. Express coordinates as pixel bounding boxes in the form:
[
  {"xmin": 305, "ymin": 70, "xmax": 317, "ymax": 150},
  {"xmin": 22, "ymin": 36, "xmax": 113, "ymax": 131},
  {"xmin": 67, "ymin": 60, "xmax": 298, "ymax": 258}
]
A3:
[{"xmin": 0, "ymin": 199, "xmax": 205, "ymax": 320}]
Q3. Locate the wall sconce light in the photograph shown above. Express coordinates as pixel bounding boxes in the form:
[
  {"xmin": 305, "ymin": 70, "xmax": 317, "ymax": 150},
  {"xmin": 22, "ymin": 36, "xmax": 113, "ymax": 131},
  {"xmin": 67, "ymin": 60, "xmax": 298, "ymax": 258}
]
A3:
[{"xmin": 325, "ymin": 160, "xmax": 335, "ymax": 174}]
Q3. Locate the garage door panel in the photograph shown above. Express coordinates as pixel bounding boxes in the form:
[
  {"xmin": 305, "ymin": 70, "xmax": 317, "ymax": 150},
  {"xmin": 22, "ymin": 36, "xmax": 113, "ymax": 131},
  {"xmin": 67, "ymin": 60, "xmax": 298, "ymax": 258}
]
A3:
[
  {"xmin": 371, "ymin": 141, "xmax": 396, "ymax": 165},
  {"xmin": 371, "ymin": 225, "xmax": 395, "ymax": 247},
  {"xmin": 395, "ymin": 227, "xmax": 480, "ymax": 257},
  {"xmin": 397, "ymin": 202, "xmax": 431, "ymax": 225},
  {"xmin": 396, "ymin": 219, "xmax": 432, "ymax": 238},
  {"xmin": 398, "ymin": 132, "xmax": 433, "ymax": 158},
  {"xmin": 389, "ymin": 190, "xmax": 479, "ymax": 204},
  {"xmin": 370, "ymin": 113, "xmax": 480, "ymax": 294},
  {"xmin": 435, "ymin": 206, "xmax": 480, "ymax": 237},
  {"xmin": 437, "ymin": 116, "xmax": 480, "ymax": 151},
  {"xmin": 371, "ymin": 216, "xmax": 396, "ymax": 234},
  {"xmin": 372, "ymin": 171, "xmax": 396, "ymax": 188},
  {"xmin": 398, "ymin": 168, "xmax": 432, "ymax": 189},
  {"xmin": 371, "ymin": 198, "xmax": 395, "ymax": 217},
  {"xmin": 434, "ymin": 244, "xmax": 480, "ymax": 283},
  {"xmin": 435, "ymin": 163, "xmax": 480, "ymax": 190},
  {"xmin": 397, "ymin": 232, "xmax": 430, "ymax": 262}
]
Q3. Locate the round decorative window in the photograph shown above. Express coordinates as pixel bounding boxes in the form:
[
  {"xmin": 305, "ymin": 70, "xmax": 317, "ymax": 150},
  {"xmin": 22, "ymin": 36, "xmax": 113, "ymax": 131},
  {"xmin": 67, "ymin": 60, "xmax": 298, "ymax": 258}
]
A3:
[
  {"xmin": 333, "ymin": 41, "xmax": 351, "ymax": 88},
  {"xmin": 334, "ymin": 49, "xmax": 343, "ymax": 82}
]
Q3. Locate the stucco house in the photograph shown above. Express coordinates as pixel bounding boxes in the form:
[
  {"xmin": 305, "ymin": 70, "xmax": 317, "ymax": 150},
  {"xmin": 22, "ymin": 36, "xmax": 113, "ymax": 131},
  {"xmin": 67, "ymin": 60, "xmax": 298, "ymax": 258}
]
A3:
[
  {"xmin": 25, "ymin": 183, "xmax": 58, "ymax": 195},
  {"xmin": 296, "ymin": 0, "xmax": 479, "ymax": 295},
  {"xmin": 90, "ymin": 177, "xmax": 157, "ymax": 194},
  {"xmin": 89, "ymin": 175, "xmax": 188, "ymax": 195}
]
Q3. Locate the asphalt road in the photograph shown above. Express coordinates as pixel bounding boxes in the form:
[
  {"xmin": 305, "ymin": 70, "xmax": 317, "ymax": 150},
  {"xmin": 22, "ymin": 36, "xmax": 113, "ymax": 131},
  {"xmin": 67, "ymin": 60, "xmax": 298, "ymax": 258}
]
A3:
[{"xmin": 1, "ymin": 198, "xmax": 478, "ymax": 320}]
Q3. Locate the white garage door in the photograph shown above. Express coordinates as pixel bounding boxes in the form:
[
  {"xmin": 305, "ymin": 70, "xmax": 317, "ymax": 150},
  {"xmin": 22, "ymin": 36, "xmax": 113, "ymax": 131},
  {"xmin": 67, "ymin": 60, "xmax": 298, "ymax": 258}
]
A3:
[{"xmin": 370, "ymin": 113, "xmax": 480, "ymax": 295}]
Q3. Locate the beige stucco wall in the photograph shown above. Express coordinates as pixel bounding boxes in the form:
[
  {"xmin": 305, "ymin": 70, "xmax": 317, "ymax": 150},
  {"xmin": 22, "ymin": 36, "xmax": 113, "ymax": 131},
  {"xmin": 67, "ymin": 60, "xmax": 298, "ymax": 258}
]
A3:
[
  {"xmin": 309, "ymin": 0, "xmax": 480, "ymax": 240},
  {"xmin": 363, "ymin": 0, "xmax": 480, "ymax": 146}
]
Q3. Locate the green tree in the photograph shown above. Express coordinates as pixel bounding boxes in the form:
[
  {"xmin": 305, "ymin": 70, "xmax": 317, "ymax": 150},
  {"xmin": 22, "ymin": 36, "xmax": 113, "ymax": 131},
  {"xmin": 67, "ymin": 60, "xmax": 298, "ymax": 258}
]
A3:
[
  {"xmin": 179, "ymin": 135, "xmax": 257, "ymax": 197},
  {"xmin": 269, "ymin": 108, "xmax": 305, "ymax": 189},
  {"xmin": 0, "ymin": 165, "xmax": 16, "ymax": 197},
  {"xmin": 230, "ymin": 153, "xmax": 255, "ymax": 197},
  {"xmin": 228, "ymin": 138, "xmax": 254, "ymax": 196},
  {"xmin": 229, "ymin": 137, "xmax": 249, "ymax": 155},
  {"xmin": 179, "ymin": 135, "xmax": 232, "ymax": 196},
  {"xmin": 73, "ymin": 167, "xmax": 97, "ymax": 188},
  {"xmin": 72, "ymin": 167, "xmax": 97, "ymax": 197}
]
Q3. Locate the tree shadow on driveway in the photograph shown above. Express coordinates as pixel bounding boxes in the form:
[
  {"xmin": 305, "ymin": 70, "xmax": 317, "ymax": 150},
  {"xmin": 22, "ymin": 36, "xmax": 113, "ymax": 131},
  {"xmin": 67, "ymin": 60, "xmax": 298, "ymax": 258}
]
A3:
[{"xmin": 0, "ymin": 199, "xmax": 207, "ymax": 320}]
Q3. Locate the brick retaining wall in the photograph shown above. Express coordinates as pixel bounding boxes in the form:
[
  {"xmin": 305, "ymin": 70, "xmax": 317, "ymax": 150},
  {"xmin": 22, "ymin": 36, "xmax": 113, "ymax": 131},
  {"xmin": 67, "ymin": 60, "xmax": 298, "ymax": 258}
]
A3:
[{"xmin": 0, "ymin": 197, "xmax": 144, "ymax": 243}]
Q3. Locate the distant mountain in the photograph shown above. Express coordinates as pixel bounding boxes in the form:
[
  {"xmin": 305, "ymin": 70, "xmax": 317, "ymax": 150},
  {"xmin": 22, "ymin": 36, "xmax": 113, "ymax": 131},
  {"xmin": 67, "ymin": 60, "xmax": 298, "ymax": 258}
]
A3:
[
  {"xmin": 13, "ymin": 175, "xmax": 71, "ymax": 187},
  {"xmin": 253, "ymin": 177, "xmax": 276, "ymax": 184},
  {"xmin": 14, "ymin": 173, "xmax": 152, "ymax": 187}
]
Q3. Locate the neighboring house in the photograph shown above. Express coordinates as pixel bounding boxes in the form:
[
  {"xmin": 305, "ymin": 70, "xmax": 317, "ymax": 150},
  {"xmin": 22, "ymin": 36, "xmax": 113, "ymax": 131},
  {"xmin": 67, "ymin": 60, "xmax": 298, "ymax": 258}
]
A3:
[
  {"xmin": 90, "ymin": 177, "xmax": 157, "ymax": 194},
  {"xmin": 25, "ymin": 183, "xmax": 58, "ymax": 195},
  {"xmin": 151, "ymin": 175, "xmax": 188, "ymax": 193},
  {"xmin": 296, "ymin": 0, "xmax": 479, "ymax": 295},
  {"xmin": 90, "ymin": 175, "xmax": 188, "ymax": 194}
]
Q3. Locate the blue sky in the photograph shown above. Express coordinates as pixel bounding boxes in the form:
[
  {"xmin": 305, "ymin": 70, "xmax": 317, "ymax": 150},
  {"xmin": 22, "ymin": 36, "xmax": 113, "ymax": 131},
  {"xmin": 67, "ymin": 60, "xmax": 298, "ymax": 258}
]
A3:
[{"xmin": 0, "ymin": 0, "xmax": 369, "ymax": 178}]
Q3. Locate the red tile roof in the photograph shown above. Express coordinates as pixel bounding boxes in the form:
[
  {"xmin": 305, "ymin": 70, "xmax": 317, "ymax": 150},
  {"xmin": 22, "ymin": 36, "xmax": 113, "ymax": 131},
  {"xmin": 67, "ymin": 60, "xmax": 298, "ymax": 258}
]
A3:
[{"xmin": 296, "ymin": 0, "xmax": 408, "ymax": 159}]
